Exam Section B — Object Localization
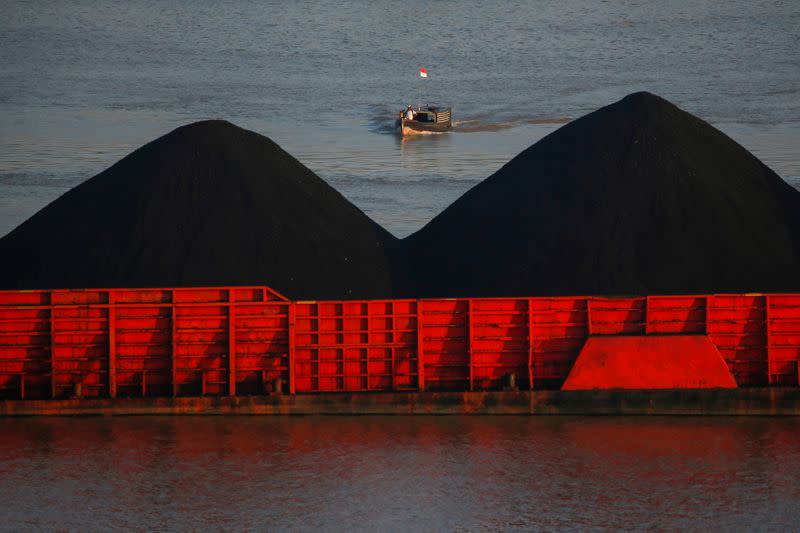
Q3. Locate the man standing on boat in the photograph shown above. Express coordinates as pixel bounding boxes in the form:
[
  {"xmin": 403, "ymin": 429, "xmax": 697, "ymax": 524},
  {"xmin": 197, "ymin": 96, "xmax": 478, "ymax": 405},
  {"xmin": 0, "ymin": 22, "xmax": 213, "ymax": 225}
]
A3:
[{"xmin": 405, "ymin": 105, "xmax": 415, "ymax": 121}]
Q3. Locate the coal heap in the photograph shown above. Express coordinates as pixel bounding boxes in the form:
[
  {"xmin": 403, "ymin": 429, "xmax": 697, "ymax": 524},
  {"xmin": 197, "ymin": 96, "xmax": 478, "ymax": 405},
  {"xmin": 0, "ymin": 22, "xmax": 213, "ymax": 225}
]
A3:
[
  {"xmin": 405, "ymin": 92, "xmax": 800, "ymax": 297},
  {"xmin": 0, "ymin": 120, "xmax": 397, "ymax": 299}
]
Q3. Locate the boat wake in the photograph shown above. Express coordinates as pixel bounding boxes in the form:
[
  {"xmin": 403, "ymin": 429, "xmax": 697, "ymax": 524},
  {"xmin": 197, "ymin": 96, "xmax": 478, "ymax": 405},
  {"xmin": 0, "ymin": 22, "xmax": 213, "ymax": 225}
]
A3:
[{"xmin": 453, "ymin": 115, "xmax": 572, "ymax": 133}]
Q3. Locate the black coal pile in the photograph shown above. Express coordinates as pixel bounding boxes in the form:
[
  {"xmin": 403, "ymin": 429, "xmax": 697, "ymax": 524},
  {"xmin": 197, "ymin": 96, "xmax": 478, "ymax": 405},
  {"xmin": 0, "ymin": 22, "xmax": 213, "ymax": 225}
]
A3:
[
  {"xmin": 0, "ymin": 120, "xmax": 397, "ymax": 299},
  {"xmin": 404, "ymin": 92, "xmax": 800, "ymax": 297}
]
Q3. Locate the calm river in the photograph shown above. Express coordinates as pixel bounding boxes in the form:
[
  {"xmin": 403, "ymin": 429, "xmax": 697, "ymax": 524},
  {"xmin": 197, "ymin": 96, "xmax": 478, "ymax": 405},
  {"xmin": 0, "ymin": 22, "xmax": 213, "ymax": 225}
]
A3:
[{"xmin": 1, "ymin": 416, "xmax": 799, "ymax": 531}]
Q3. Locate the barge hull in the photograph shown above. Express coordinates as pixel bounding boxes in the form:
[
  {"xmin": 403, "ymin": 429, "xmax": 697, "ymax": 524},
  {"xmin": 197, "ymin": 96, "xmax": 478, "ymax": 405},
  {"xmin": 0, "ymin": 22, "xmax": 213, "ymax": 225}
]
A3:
[
  {"xmin": 3, "ymin": 389, "xmax": 800, "ymax": 416},
  {"xmin": 1, "ymin": 287, "xmax": 800, "ymax": 408}
]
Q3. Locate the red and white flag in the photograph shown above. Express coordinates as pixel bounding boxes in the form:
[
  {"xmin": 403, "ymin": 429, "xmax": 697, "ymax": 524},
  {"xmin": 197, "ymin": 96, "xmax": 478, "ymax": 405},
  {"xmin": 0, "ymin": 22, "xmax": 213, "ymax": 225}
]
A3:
[{"xmin": 419, "ymin": 68, "xmax": 428, "ymax": 78}]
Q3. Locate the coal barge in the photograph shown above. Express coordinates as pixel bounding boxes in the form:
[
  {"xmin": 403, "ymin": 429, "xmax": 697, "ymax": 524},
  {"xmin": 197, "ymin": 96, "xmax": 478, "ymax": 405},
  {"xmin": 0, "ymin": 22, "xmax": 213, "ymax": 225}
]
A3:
[
  {"xmin": 1, "ymin": 286, "xmax": 799, "ymax": 415},
  {"xmin": 3, "ymin": 94, "xmax": 800, "ymax": 416}
]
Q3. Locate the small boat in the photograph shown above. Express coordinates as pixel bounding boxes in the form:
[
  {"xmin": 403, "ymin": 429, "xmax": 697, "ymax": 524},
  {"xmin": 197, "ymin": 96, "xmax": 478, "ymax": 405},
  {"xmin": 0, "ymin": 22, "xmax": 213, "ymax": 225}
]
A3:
[{"xmin": 397, "ymin": 105, "xmax": 452, "ymax": 136}]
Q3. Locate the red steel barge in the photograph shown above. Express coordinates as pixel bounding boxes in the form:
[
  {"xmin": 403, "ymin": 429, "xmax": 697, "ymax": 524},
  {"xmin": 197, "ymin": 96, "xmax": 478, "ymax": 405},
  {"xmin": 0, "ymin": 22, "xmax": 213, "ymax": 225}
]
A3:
[{"xmin": 1, "ymin": 286, "xmax": 800, "ymax": 415}]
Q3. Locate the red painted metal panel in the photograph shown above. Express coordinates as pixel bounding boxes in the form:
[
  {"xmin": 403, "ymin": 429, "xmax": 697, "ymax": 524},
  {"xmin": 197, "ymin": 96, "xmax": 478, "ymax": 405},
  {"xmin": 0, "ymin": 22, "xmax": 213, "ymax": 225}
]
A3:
[
  {"xmin": 0, "ymin": 291, "xmax": 50, "ymax": 399},
  {"xmin": 563, "ymin": 335, "xmax": 737, "ymax": 390},
  {"xmin": 234, "ymin": 296, "xmax": 289, "ymax": 395},
  {"xmin": 113, "ymin": 289, "xmax": 173, "ymax": 397},
  {"xmin": 589, "ymin": 297, "xmax": 646, "ymax": 335},
  {"xmin": 228, "ymin": 290, "xmax": 237, "ymax": 396},
  {"xmin": 113, "ymin": 289, "xmax": 173, "ymax": 396},
  {"xmin": 647, "ymin": 296, "xmax": 707, "ymax": 334},
  {"xmin": 419, "ymin": 299, "xmax": 469, "ymax": 391},
  {"xmin": 288, "ymin": 302, "xmax": 296, "ymax": 394},
  {"xmin": 108, "ymin": 291, "xmax": 116, "ymax": 398},
  {"xmin": 0, "ymin": 286, "xmax": 289, "ymax": 399},
  {"xmin": 767, "ymin": 294, "xmax": 800, "ymax": 386},
  {"xmin": 50, "ymin": 290, "xmax": 110, "ymax": 398},
  {"xmin": 174, "ymin": 299, "xmax": 230, "ymax": 396},
  {"xmin": 1, "ymin": 288, "xmax": 800, "ymax": 398},
  {"xmin": 527, "ymin": 298, "xmax": 534, "ymax": 390},
  {"xmin": 530, "ymin": 297, "xmax": 588, "ymax": 389},
  {"xmin": 707, "ymin": 295, "xmax": 767, "ymax": 386},
  {"xmin": 293, "ymin": 299, "xmax": 418, "ymax": 393},
  {"xmin": 469, "ymin": 298, "xmax": 529, "ymax": 390}
]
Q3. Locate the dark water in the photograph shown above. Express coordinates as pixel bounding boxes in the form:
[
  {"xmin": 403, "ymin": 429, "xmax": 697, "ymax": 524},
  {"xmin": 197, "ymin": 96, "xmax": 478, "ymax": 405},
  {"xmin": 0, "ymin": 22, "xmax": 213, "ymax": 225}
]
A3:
[
  {"xmin": 1, "ymin": 0, "xmax": 799, "ymax": 237},
  {"xmin": 1, "ymin": 416, "xmax": 799, "ymax": 531}
]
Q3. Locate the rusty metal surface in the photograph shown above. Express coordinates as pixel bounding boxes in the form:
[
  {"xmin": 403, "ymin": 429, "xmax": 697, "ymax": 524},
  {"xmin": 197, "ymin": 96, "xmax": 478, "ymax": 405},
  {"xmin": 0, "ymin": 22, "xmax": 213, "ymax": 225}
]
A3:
[{"xmin": 2, "ymin": 389, "xmax": 800, "ymax": 416}]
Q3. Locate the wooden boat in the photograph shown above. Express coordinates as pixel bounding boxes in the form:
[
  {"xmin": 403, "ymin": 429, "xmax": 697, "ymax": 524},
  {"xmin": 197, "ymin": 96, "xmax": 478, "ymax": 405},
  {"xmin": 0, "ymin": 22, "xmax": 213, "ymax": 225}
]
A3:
[{"xmin": 397, "ymin": 105, "xmax": 452, "ymax": 136}]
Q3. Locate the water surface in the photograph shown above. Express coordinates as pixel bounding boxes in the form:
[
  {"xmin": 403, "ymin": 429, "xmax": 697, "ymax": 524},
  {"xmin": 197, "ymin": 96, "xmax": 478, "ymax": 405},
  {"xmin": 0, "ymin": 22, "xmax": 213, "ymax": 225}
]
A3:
[{"xmin": 1, "ymin": 416, "xmax": 799, "ymax": 531}]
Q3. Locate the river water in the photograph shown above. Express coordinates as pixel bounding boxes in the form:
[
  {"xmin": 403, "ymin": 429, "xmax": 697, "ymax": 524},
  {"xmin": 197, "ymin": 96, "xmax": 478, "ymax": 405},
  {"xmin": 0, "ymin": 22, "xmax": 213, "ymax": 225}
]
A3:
[
  {"xmin": 1, "ymin": 416, "xmax": 800, "ymax": 531},
  {"xmin": 1, "ymin": 0, "xmax": 799, "ymax": 238}
]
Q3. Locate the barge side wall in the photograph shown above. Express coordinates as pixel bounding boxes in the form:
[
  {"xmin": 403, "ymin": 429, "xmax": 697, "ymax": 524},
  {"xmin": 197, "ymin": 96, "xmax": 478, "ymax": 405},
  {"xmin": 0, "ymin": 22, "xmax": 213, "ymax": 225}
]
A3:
[{"xmin": 1, "ymin": 288, "xmax": 799, "ymax": 400}]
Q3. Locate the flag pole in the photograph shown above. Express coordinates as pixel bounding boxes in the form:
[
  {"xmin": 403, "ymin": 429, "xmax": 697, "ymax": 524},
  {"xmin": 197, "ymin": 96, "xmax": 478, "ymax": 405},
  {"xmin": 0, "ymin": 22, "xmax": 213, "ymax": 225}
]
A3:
[{"xmin": 418, "ymin": 67, "xmax": 428, "ymax": 110}]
